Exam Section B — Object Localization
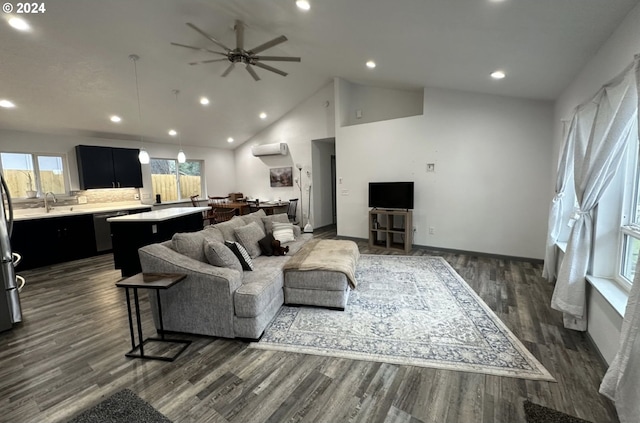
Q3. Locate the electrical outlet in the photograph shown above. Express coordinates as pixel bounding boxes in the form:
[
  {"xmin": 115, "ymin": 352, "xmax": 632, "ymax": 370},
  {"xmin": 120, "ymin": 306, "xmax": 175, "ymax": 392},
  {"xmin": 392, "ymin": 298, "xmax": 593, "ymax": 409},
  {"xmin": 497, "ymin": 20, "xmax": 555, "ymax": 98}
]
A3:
[
  {"xmin": 134, "ymin": 193, "xmax": 140, "ymax": 200},
  {"xmin": 426, "ymin": 163, "xmax": 435, "ymax": 172},
  {"xmin": 429, "ymin": 226, "xmax": 435, "ymax": 235}
]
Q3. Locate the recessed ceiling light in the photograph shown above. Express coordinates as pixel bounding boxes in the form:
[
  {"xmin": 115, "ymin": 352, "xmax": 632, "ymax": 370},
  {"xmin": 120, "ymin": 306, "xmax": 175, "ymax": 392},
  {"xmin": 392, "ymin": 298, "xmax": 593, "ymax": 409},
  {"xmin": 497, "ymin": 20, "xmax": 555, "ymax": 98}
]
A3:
[
  {"xmin": 200, "ymin": 97, "xmax": 210, "ymax": 105},
  {"xmin": 366, "ymin": 60, "xmax": 376, "ymax": 69},
  {"xmin": 296, "ymin": 0, "xmax": 311, "ymax": 11},
  {"xmin": 0, "ymin": 99, "xmax": 16, "ymax": 108},
  {"xmin": 227, "ymin": 137, "xmax": 234, "ymax": 143},
  {"xmin": 8, "ymin": 17, "xmax": 30, "ymax": 31},
  {"xmin": 490, "ymin": 70, "xmax": 506, "ymax": 80},
  {"xmin": 110, "ymin": 115, "xmax": 121, "ymax": 123},
  {"xmin": 168, "ymin": 129, "xmax": 177, "ymax": 136},
  {"xmin": 259, "ymin": 112, "xmax": 267, "ymax": 119}
]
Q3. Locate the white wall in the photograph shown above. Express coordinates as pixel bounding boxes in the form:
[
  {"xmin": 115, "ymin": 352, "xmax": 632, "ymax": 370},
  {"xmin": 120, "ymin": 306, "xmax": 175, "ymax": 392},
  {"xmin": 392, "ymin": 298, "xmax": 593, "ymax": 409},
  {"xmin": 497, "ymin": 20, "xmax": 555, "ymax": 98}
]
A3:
[
  {"xmin": 311, "ymin": 138, "xmax": 336, "ymax": 228},
  {"xmin": 339, "ymin": 81, "xmax": 424, "ymax": 127},
  {"xmin": 234, "ymin": 82, "xmax": 335, "ymax": 224},
  {"xmin": 0, "ymin": 128, "xmax": 236, "ymax": 202},
  {"xmin": 335, "ymin": 79, "xmax": 554, "ymax": 259},
  {"xmin": 552, "ymin": 2, "xmax": 640, "ymax": 364}
]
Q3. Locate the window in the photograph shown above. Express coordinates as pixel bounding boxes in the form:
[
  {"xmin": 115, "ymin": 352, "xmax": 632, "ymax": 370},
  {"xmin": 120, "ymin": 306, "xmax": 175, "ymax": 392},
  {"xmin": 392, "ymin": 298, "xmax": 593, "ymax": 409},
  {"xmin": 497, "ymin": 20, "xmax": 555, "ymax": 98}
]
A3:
[
  {"xmin": 0, "ymin": 152, "xmax": 68, "ymax": 198},
  {"xmin": 150, "ymin": 158, "xmax": 202, "ymax": 202},
  {"xmin": 620, "ymin": 130, "xmax": 640, "ymax": 286}
]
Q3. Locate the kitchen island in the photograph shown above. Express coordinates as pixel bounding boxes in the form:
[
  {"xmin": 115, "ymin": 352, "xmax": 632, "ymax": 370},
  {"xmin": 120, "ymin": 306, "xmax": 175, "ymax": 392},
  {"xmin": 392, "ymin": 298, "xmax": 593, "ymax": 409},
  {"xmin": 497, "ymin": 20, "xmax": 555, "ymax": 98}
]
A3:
[{"xmin": 108, "ymin": 207, "xmax": 209, "ymax": 277}]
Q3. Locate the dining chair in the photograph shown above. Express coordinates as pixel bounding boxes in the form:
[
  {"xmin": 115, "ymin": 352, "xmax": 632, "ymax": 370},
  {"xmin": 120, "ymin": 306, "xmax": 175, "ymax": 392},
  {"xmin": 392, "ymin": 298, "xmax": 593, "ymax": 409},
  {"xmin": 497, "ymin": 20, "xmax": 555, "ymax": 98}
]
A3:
[
  {"xmin": 287, "ymin": 198, "xmax": 298, "ymax": 223},
  {"xmin": 212, "ymin": 208, "xmax": 237, "ymax": 223}
]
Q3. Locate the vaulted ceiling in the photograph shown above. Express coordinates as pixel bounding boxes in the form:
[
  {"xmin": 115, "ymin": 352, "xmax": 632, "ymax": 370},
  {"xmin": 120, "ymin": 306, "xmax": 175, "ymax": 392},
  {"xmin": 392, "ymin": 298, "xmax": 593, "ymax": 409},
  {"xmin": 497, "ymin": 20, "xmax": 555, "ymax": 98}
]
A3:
[{"xmin": 0, "ymin": 0, "xmax": 637, "ymax": 149}]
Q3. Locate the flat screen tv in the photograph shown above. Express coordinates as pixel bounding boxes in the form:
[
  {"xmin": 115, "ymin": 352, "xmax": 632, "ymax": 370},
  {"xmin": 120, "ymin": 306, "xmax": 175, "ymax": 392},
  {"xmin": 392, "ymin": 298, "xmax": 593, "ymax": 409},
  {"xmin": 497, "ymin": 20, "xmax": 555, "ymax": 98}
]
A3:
[{"xmin": 368, "ymin": 182, "xmax": 414, "ymax": 210}]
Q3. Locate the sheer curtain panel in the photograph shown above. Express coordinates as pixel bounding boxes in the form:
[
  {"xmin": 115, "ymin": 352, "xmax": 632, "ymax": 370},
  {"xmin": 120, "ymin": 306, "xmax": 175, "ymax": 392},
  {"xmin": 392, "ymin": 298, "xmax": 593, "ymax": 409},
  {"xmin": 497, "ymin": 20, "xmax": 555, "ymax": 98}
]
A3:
[
  {"xmin": 542, "ymin": 117, "xmax": 576, "ymax": 282},
  {"xmin": 599, "ymin": 55, "xmax": 640, "ymax": 423},
  {"xmin": 551, "ymin": 64, "xmax": 638, "ymax": 331}
]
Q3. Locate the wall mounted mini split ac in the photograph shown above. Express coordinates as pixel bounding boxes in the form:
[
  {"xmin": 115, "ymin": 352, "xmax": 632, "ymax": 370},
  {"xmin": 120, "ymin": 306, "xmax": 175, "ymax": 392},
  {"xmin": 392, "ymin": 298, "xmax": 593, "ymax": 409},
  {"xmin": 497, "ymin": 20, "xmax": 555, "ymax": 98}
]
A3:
[{"xmin": 251, "ymin": 143, "xmax": 288, "ymax": 157}]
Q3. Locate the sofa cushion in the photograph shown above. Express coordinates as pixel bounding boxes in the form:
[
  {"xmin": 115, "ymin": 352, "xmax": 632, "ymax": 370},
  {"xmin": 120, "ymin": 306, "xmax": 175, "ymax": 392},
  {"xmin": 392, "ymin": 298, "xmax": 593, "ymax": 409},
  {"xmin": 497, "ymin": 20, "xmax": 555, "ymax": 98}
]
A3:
[
  {"xmin": 201, "ymin": 226, "xmax": 225, "ymax": 244},
  {"xmin": 234, "ymin": 267, "xmax": 283, "ymax": 318},
  {"xmin": 258, "ymin": 233, "xmax": 275, "ymax": 256},
  {"xmin": 272, "ymin": 222, "xmax": 295, "ymax": 243},
  {"xmin": 171, "ymin": 231, "xmax": 207, "ymax": 262},
  {"xmin": 241, "ymin": 209, "xmax": 267, "ymax": 232},
  {"xmin": 234, "ymin": 221, "xmax": 265, "ymax": 259},
  {"xmin": 216, "ymin": 216, "xmax": 246, "ymax": 242},
  {"xmin": 225, "ymin": 241, "xmax": 254, "ymax": 271},
  {"xmin": 262, "ymin": 213, "xmax": 290, "ymax": 234},
  {"xmin": 204, "ymin": 240, "xmax": 243, "ymax": 272}
]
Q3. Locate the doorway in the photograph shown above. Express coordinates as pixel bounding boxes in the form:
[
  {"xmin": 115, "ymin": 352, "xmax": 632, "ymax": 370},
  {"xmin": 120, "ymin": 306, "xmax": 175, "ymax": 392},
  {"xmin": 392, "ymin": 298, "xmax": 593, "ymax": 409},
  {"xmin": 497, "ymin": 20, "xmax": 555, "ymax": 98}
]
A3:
[{"xmin": 311, "ymin": 138, "xmax": 336, "ymax": 228}]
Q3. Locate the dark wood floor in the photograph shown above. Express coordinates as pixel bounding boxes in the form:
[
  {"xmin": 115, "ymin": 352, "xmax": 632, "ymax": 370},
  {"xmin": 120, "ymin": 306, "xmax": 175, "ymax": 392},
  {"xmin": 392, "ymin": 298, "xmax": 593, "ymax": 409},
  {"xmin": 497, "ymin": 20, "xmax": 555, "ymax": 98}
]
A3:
[{"xmin": 0, "ymin": 226, "xmax": 618, "ymax": 423}]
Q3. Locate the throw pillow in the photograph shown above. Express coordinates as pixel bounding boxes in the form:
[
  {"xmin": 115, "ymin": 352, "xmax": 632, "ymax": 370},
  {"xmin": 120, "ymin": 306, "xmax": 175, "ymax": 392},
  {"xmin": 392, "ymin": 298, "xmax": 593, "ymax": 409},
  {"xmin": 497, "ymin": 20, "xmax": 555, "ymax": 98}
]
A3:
[
  {"xmin": 201, "ymin": 226, "xmax": 225, "ymax": 244},
  {"xmin": 272, "ymin": 222, "xmax": 295, "ymax": 243},
  {"xmin": 241, "ymin": 209, "xmax": 267, "ymax": 233},
  {"xmin": 258, "ymin": 233, "xmax": 276, "ymax": 256},
  {"xmin": 171, "ymin": 232, "xmax": 207, "ymax": 262},
  {"xmin": 215, "ymin": 216, "xmax": 246, "ymax": 242},
  {"xmin": 225, "ymin": 241, "xmax": 254, "ymax": 271},
  {"xmin": 261, "ymin": 213, "xmax": 290, "ymax": 234},
  {"xmin": 203, "ymin": 240, "xmax": 242, "ymax": 272},
  {"xmin": 234, "ymin": 221, "xmax": 265, "ymax": 259}
]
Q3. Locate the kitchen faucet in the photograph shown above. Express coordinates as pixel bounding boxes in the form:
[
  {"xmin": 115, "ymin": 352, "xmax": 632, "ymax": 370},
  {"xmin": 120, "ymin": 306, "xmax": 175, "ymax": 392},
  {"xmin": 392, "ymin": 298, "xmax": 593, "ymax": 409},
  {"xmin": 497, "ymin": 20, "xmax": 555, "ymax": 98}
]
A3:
[{"xmin": 44, "ymin": 192, "xmax": 57, "ymax": 212}]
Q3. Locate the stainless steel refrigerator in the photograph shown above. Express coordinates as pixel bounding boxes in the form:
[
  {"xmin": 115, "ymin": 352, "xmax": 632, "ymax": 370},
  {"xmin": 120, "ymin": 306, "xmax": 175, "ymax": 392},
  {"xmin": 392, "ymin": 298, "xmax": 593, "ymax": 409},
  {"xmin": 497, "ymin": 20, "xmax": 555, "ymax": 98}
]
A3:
[{"xmin": 1, "ymin": 174, "xmax": 23, "ymax": 332}]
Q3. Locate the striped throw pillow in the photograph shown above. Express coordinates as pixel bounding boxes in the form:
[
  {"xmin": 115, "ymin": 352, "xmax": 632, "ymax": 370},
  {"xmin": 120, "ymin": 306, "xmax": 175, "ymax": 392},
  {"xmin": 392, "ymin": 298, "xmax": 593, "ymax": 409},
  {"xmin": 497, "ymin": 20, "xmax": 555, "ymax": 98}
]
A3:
[{"xmin": 224, "ymin": 241, "xmax": 254, "ymax": 271}]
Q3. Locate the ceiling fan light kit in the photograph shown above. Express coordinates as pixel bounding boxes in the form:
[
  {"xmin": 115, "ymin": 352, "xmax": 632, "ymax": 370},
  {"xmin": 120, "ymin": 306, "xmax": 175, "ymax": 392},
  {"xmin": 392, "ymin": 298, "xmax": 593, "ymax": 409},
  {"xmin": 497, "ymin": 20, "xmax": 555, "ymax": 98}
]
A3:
[{"xmin": 172, "ymin": 20, "xmax": 301, "ymax": 81}]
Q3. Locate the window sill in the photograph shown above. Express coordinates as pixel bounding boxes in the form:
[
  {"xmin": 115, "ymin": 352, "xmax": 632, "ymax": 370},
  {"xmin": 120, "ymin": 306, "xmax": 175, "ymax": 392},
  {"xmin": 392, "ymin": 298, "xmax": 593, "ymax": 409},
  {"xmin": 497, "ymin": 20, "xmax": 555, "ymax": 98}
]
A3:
[{"xmin": 585, "ymin": 275, "xmax": 628, "ymax": 317}]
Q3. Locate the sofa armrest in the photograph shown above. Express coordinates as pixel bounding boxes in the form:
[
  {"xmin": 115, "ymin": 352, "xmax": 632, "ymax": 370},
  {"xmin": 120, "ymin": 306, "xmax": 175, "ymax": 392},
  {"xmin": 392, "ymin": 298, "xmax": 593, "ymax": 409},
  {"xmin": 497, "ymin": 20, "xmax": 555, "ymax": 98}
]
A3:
[{"xmin": 138, "ymin": 243, "xmax": 242, "ymax": 338}]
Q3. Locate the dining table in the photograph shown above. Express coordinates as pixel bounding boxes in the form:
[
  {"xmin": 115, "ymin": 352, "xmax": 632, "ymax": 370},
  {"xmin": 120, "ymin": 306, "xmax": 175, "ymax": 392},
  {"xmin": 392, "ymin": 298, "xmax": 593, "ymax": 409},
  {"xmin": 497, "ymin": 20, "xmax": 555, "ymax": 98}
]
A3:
[{"xmin": 211, "ymin": 200, "xmax": 289, "ymax": 216}]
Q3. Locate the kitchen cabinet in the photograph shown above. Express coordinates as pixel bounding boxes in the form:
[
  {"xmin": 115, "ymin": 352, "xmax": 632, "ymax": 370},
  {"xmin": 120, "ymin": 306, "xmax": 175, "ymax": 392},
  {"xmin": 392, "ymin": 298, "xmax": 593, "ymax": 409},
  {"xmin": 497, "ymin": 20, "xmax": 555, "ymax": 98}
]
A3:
[
  {"xmin": 12, "ymin": 214, "xmax": 96, "ymax": 270},
  {"xmin": 76, "ymin": 145, "xmax": 143, "ymax": 189}
]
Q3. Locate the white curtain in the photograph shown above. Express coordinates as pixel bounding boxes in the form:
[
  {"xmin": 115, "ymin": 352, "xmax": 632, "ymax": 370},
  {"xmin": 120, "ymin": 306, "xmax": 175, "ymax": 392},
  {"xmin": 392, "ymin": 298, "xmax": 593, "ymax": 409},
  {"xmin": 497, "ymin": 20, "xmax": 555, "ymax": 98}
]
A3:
[
  {"xmin": 600, "ymin": 253, "xmax": 640, "ymax": 422},
  {"xmin": 551, "ymin": 64, "xmax": 638, "ymax": 331},
  {"xmin": 599, "ymin": 55, "xmax": 640, "ymax": 423},
  {"xmin": 542, "ymin": 117, "xmax": 576, "ymax": 282}
]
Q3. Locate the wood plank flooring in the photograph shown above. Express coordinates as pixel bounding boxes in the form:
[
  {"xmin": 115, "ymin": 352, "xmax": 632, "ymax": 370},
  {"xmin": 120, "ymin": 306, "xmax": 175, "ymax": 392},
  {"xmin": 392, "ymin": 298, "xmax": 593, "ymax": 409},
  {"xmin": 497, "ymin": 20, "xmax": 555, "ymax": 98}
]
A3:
[{"xmin": 0, "ymin": 226, "xmax": 619, "ymax": 422}]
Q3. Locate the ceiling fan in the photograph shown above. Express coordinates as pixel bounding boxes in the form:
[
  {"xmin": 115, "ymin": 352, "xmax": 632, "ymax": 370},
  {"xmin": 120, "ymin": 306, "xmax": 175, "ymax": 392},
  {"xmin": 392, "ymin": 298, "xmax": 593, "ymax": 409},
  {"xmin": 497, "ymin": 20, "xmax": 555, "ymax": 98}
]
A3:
[{"xmin": 171, "ymin": 20, "xmax": 301, "ymax": 81}]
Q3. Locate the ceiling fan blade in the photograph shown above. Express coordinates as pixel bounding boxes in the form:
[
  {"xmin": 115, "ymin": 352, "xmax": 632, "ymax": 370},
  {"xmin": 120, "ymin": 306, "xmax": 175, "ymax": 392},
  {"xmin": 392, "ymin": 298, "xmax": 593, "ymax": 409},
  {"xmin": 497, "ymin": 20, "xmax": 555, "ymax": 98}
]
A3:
[
  {"xmin": 249, "ymin": 35, "xmax": 287, "ymax": 54},
  {"xmin": 186, "ymin": 23, "xmax": 232, "ymax": 52},
  {"xmin": 235, "ymin": 20, "xmax": 244, "ymax": 50},
  {"xmin": 252, "ymin": 61, "xmax": 288, "ymax": 77},
  {"xmin": 170, "ymin": 42, "xmax": 226, "ymax": 55},
  {"xmin": 245, "ymin": 64, "xmax": 261, "ymax": 81},
  {"xmin": 189, "ymin": 58, "xmax": 229, "ymax": 66},
  {"xmin": 221, "ymin": 63, "xmax": 235, "ymax": 77},
  {"xmin": 254, "ymin": 55, "xmax": 301, "ymax": 62}
]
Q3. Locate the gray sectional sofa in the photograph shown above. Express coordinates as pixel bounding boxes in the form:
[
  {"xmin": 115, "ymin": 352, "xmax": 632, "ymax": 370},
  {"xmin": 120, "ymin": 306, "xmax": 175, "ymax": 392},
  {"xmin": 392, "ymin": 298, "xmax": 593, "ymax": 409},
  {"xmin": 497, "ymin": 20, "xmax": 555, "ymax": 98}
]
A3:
[{"xmin": 138, "ymin": 210, "xmax": 312, "ymax": 340}]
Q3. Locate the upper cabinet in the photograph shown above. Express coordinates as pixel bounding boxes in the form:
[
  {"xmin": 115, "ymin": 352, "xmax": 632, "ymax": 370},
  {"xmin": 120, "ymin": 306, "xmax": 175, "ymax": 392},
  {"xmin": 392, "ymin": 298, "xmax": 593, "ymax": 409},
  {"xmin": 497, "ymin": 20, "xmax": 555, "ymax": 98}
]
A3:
[{"xmin": 76, "ymin": 145, "xmax": 143, "ymax": 189}]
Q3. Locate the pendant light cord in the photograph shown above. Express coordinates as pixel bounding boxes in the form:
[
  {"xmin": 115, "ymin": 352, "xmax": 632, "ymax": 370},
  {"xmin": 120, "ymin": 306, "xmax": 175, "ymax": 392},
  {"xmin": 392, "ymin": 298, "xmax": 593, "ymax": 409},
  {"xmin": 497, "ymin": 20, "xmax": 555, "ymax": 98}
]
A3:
[
  {"xmin": 130, "ymin": 54, "xmax": 144, "ymax": 145},
  {"xmin": 174, "ymin": 89, "xmax": 183, "ymax": 150}
]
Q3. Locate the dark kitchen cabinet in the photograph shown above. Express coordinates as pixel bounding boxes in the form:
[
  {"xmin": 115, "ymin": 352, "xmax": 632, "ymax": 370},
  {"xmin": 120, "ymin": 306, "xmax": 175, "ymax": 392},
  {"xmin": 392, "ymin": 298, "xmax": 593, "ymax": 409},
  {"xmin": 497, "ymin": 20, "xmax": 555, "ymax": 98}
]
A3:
[
  {"xmin": 12, "ymin": 215, "xmax": 96, "ymax": 270},
  {"xmin": 76, "ymin": 145, "xmax": 143, "ymax": 189}
]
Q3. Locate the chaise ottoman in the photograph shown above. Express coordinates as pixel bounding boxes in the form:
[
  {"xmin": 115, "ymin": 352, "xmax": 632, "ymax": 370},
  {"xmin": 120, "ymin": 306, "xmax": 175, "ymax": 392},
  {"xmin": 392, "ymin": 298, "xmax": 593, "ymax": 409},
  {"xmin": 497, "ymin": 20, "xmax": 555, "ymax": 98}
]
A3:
[{"xmin": 283, "ymin": 239, "xmax": 359, "ymax": 310}]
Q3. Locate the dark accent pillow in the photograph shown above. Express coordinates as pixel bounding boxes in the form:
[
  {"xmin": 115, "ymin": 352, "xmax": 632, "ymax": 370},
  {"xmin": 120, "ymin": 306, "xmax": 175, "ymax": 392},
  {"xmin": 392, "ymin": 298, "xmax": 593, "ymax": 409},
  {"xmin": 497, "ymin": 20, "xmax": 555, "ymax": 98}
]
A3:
[
  {"xmin": 224, "ymin": 241, "xmax": 254, "ymax": 271},
  {"xmin": 258, "ymin": 233, "xmax": 276, "ymax": 256}
]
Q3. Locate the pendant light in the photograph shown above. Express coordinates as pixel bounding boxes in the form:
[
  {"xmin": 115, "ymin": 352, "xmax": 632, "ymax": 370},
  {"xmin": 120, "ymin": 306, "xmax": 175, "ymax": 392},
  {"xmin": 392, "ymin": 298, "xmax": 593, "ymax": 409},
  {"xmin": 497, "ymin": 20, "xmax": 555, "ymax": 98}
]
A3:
[
  {"xmin": 173, "ymin": 89, "xmax": 186, "ymax": 163},
  {"xmin": 130, "ymin": 54, "xmax": 150, "ymax": 164}
]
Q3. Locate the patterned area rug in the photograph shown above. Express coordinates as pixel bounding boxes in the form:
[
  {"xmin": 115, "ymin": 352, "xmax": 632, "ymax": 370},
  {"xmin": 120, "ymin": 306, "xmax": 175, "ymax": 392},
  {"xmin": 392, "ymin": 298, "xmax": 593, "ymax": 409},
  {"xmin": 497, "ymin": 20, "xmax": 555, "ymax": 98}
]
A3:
[{"xmin": 251, "ymin": 255, "xmax": 554, "ymax": 381}]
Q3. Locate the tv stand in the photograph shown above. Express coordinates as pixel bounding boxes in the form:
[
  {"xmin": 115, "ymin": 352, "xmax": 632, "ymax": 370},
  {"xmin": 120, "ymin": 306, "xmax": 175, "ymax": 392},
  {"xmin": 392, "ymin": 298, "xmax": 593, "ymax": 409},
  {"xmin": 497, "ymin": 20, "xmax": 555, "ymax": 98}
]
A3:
[{"xmin": 369, "ymin": 209, "xmax": 412, "ymax": 253}]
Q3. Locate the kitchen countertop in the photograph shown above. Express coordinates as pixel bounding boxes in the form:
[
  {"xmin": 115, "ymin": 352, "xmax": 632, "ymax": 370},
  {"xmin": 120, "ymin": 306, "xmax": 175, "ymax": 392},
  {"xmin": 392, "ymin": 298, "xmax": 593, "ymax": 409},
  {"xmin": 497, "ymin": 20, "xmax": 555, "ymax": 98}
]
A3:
[
  {"xmin": 13, "ymin": 202, "xmax": 152, "ymax": 221},
  {"xmin": 107, "ymin": 207, "xmax": 209, "ymax": 223}
]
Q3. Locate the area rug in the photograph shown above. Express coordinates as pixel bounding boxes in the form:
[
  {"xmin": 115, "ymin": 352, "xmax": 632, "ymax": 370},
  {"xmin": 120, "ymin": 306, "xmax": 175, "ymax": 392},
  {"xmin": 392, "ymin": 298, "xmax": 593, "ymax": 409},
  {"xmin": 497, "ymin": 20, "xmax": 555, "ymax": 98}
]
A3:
[
  {"xmin": 67, "ymin": 389, "xmax": 172, "ymax": 423},
  {"xmin": 524, "ymin": 400, "xmax": 592, "ymax": 423},
  {"xmin": 251, "ymin": 255, "xmax": 554, "ymax": 381}
]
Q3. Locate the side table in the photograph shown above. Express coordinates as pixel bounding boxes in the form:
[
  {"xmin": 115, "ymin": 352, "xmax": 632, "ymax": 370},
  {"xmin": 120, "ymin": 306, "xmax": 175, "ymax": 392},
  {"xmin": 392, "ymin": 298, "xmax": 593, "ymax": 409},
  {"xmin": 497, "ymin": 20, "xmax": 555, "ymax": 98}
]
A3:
[{"xmin": 116, "ymin": 272, "xmax": 191, "ymax": 361}]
